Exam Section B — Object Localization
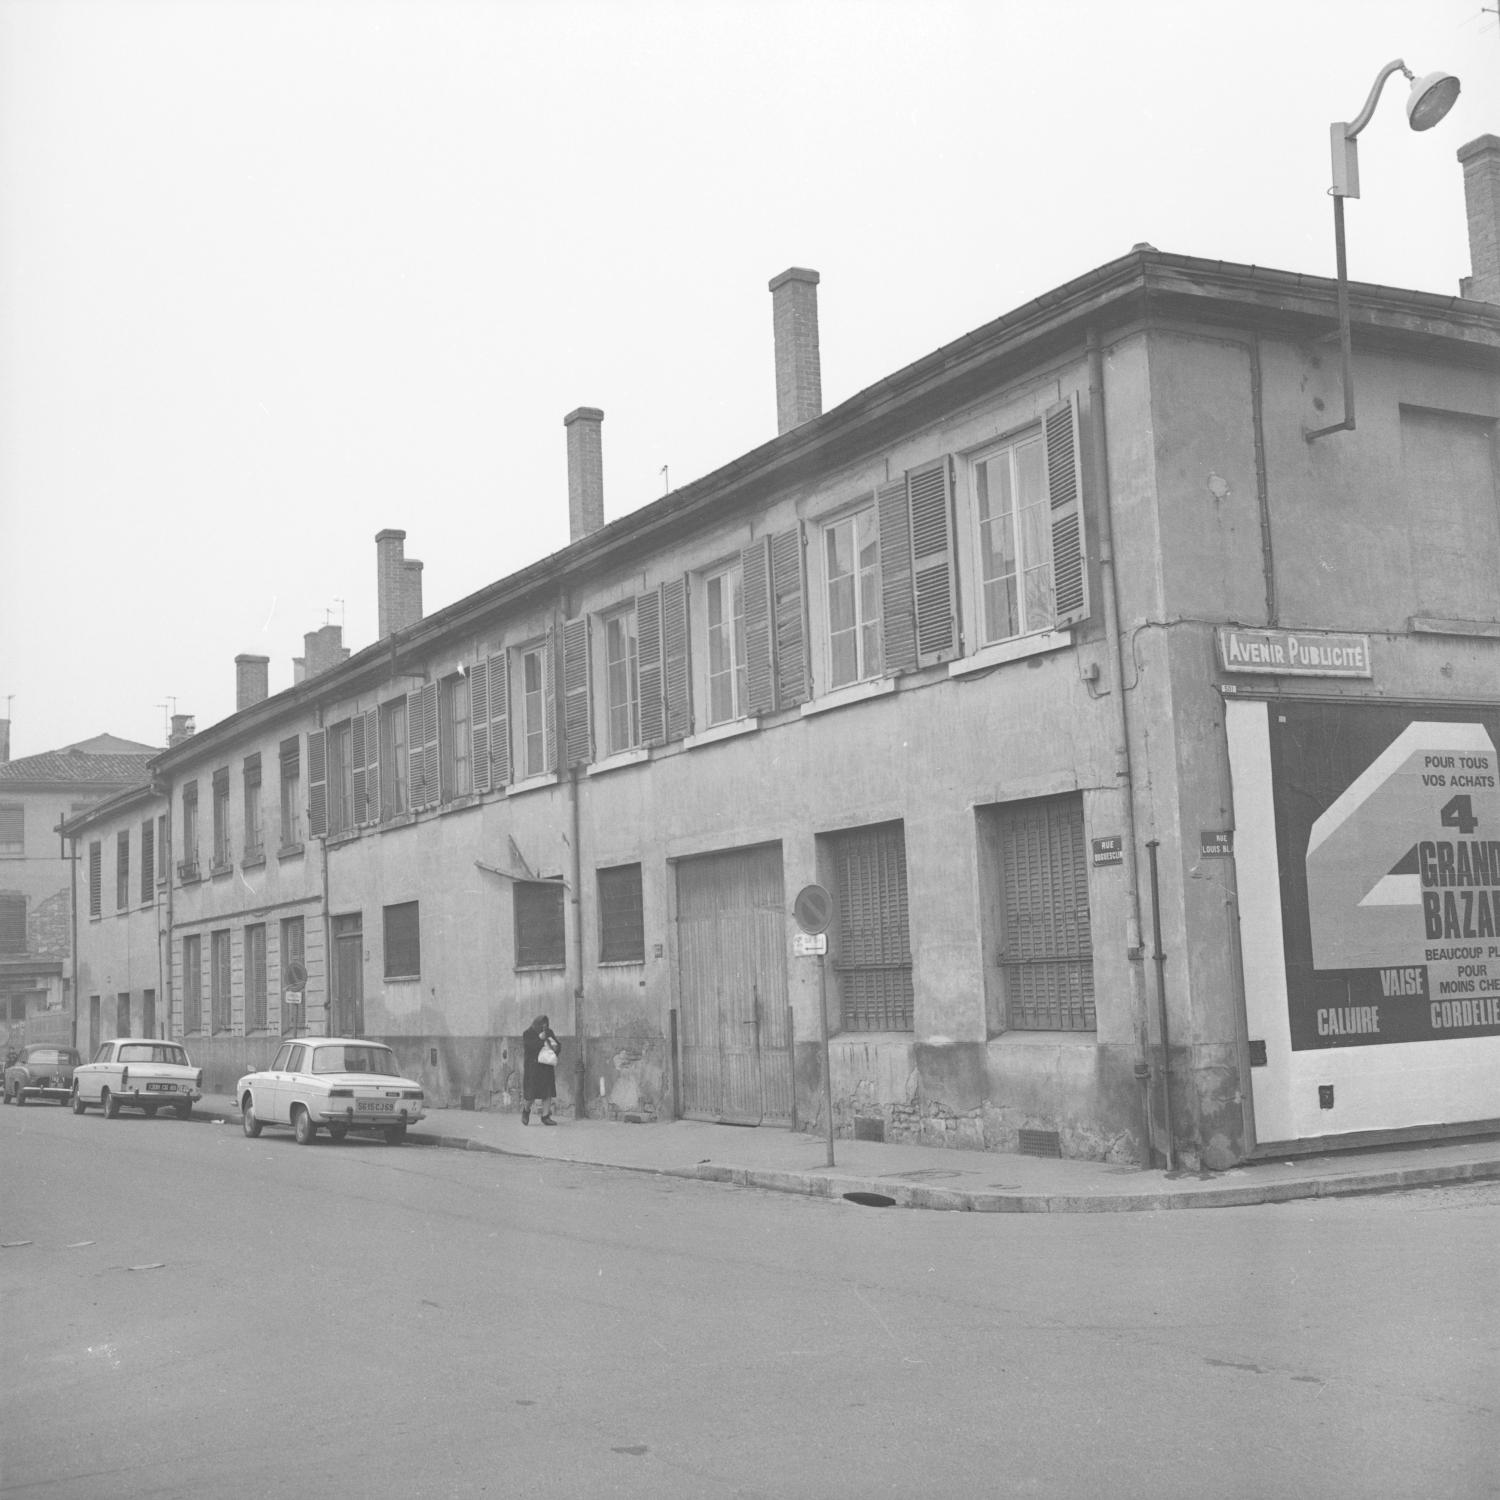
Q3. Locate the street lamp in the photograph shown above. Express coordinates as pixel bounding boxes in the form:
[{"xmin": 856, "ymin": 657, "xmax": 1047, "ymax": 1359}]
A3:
[{"xmin": 1305, "ymin": 61, "xmax": 1461, "ymax": 441}]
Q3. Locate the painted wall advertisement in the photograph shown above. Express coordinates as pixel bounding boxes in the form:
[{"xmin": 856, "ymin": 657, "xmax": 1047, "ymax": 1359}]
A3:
[{"xmin": 1271, "ymin": 702, "xmax": 1500, "ymax": 1050}]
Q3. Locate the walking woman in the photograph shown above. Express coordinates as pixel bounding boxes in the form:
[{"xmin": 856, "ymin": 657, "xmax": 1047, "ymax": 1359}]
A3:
[{"xmin": 521, "ymin": 1014, "xmax": 560, "ymax": 1125}]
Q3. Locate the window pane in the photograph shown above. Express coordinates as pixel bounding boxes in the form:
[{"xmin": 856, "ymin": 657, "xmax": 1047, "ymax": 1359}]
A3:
[
  {"xmin": 515, "ymin": 881, "xmax": 566, "ymax": 968},
  {"xmin": 598, "ymin": 864, "xmax": 644, "ymax": 962},
  {"xmin": 384, "ymin": 901, "xmax": 421, "ymax": 978}
]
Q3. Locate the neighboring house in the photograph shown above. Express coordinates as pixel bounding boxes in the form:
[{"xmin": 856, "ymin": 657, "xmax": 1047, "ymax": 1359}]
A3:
[
  {"xmin": 0, "ymin": 728, "xmax": 159, "ymax": 1052},
  {"xmin": 64, "ymin": 136, "xmax": 1500, "ymax": 1168}
]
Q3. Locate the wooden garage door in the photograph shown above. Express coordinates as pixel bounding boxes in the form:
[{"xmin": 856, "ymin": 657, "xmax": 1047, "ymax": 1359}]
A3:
[{"xmin": 676, "ymin": 845, "xmax": 790, "ymax": 1124}]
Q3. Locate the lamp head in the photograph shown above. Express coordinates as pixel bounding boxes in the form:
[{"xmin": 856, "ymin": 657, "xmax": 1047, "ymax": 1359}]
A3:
[{"xmin": 1406, "ymin": 70, "xmax": 1460, "ymax": 131}]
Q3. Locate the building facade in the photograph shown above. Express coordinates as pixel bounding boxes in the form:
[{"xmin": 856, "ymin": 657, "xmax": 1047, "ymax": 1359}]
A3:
[{"xmin": 64, "ymin": 137, "xmax": 1500, "ymax": 1168}]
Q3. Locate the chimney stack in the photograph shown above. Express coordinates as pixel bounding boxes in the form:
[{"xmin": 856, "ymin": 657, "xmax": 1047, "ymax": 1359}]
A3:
[
  {"xmin": 376, "ymin": 529, "xmax": 424, "ymax": 637},
  {"xmin": 235, "ymin": 654, "xmax": 270, "ymax": 711},
  {"xmin": 1458, "ymin": 135, "xmax": 1500, "ymax": 303},
  {"xmin": 299, "ymin": 625, "xmax": 350, "ymax": 682},
  {"xmin": 769, "ymin": 267, "xmax": 822, "ymax": 434},
  {"xmin": 168, "ymin": 714, "xmax": 196, "ymax": 747},
  {"xmin": 565, "ymin": 407, "xmax": 605, "ymax": 542},
  {"xmin": 0, "ymin": 719, "xmax": 9, "ymax": 763}
]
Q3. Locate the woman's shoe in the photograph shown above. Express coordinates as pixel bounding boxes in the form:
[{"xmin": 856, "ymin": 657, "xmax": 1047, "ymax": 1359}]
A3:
[
  {"xmin": 521, "ymin": 1105, "xmax": 530, "ymax": 1124},
  {"xmin": 541, "ymin": 1114, "xmax": 556, "ymax": 1125}
]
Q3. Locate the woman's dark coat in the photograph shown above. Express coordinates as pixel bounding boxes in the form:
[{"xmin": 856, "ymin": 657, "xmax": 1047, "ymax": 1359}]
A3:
[{"xmin": 521, "ymin": 1019, "xmax": 559, "ymax": 1101}]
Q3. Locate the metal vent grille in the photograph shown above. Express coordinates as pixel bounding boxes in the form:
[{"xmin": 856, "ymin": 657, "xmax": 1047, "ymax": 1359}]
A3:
[
  {"xmin": 1018, "ymin": 1128, "xmax": 1062, "ymax": 1158},
  {"xmin": 854, "ymin": 1116, "xmax": 886, "ymax": 1143}
]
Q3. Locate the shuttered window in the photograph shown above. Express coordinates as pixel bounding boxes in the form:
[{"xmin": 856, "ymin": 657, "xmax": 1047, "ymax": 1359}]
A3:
[
  {"xmin": 519, "ymin": 642, "xmax": 553, "ymax": 779},
  {"xmin": 242, "ymin": 754, "xmax": 263, "ymax": 859},
  {"xmin": 0, "ymin": 804, "xmax": 22, "ymax": 856},
  {"xmin": 140, "ymin": 819, "xmax": 154, "ymax": 904},
  {"xmin": 182, "ymin": 934, "xmax": 202, "ymax": 1034},
  {"xmin": 245, "ymin": 923, "xmax": 267, "ymax": 1031},
  {"xmin": 407, "ymin": 682, "xmax": 439, "ymax": 808},
  {"xmin": 279, "ymin": 917, "xmax": 305, "ymax": 1035},
  {"xmin": 828, "ymin": 822, "xmax": 913, "ymax": 1032},
  {"xmin": 704, "ymin": 564, "xmax": 747, "ymax": 725},
  {"xmin": 180, "ymin": 783, "xmax": 198, "ymax": 878},
  {"xmin": 351, "ymin": 708, "xmax": 379, "ymax": 823},
  {"xmin": 822, "ymin": 507, "xmax": 882, "ymax": 689},
  {"xmin": 471, "ymin": 650, "xmax": 511, "ymax": 792},
  {"xmin": 0, "ymin": 894, "xmax": 24, "ymax": 953},
  {"xmin": 116, "ymin": 830, "xmax": 130, "ymax": 911},
  {"xmin": 598, "ymin": 863, "xmax": 645, "ymax": 963},
  {"xmin": 515, "ymin": 880, "xmax": 566, "ymax": 969},
  {"xmin": 212, "ymin": 768, "xmax": 230, "ymax": 867},
  {"xmin": 440, "ymin": 674, "xmax": 471, "ymax": 800},
  {"xmin": 211, "ymin": 929, "xmax": 231, "ymax": 1033},
  {"xmin": 383, "ymin": 901, "xmax": 421, "ymax": 979},
  {"xmin": 662, "ymin": 575, "xmax": 691, "ymax": 740},
  {"xmin": 279, "ymin": 738, "xmax": 302, "ymax": 848},
  {"xmin": 380, "ymin": 698, "xmax": 409, "ymax": 816},
  {"xmin": 604, "ymin": 607, "xmax": 640, "ymax": 754},
  {"xmin": 89, "ymin": 840, "xmax": 102, "ymax": 917},
  {"xmin": 996, "ymin": 794, "xmax": 1094, "ymax": 1031},
  {"xmin": 562, "ymin": 618, "xmax": 592, "ymax": 767}
]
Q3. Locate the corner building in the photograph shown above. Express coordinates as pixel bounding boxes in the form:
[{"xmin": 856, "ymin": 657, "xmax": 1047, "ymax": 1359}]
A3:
[{"xmin": 65, "ymin": 138, "xmax": 1500, "ymax": 1168}]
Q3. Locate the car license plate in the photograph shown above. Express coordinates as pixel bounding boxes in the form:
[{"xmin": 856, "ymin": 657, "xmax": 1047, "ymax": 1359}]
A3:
[
  {"xmin": 147, "ymin": 1082, "xmax": 175, "ymax": 1092},
  {"xmin": 356, "ymin": 1100, "xmax": 395, "ymax": 1112}
]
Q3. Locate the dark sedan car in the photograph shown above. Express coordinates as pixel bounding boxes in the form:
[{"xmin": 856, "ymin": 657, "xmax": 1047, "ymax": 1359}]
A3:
[{"xmin": 4, "ymin": 1045, "xmax": 82, "ymax": 1105}]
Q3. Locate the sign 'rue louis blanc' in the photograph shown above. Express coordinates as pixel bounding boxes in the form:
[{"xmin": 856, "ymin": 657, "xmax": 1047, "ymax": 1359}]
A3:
[{"xmin": 1218, "ymin": 627, "xmax": 1372, "ymax": 678}]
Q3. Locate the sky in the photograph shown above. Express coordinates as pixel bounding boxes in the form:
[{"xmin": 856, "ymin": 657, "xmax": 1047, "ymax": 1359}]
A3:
[{"xmin": 1, "ymin": 0, "xmax": 1494, "ymax": 759}]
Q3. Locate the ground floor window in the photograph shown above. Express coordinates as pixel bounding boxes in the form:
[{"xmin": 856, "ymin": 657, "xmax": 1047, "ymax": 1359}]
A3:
[
  {"xmin": 990, "ymin": 793, "xmax": 1094, "ymax": 1031},
  {"xmin": 384, "ymin": 901, "xmax": 420, "ymax": 980},
  {"xmin": 515, "ymin": 880, "xmax": 565, "ymax": 969},
  {"xmin": 598, "ymin": 863, "xmax": 644, "ymax": 962},
  {"xmin": 182, "ymin": 935, "xmax": 202, "ymax": 1033},
  {"xmin": 825, "ymin": 821, "xmax": 913, "ymax": 1031}
]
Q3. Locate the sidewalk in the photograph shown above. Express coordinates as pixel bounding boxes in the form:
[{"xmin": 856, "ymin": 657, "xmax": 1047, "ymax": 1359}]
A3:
[{"xmin": 196, "ymin": 1093, "xmax": 1500, "ymax": 1212}]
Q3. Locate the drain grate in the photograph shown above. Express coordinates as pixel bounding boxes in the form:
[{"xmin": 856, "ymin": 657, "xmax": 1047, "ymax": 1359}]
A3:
[{"xmin": 1018, "ymin": 1128, "xmax": 1062, "ymax": 1158}]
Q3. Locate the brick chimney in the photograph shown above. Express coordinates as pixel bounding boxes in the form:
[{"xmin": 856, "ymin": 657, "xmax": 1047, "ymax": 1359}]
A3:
[
  {"xmin": 564, "ymin": 407, "xmax": 605, "ymax": 542},
  {"xmin": 168, "ymin": 714, "xmax": 196, "ymax": 747},
  {"xmin": 376, "ymin": 529, "xmax": 424, "ymax": 637},
  {"xmin": 769, "ymin": 267, "xmax": 822, "ymax": 434},
  {"xmin": 298, "ymin": 625, "xmax": 350, "ymax": 682},
  {"xmin": 235, "ymin": 654, "xmax": 270, "ymax": 711},
  {"xmin": 1458, "ymin": 135, "xmax": 1500, "ymax": 303},
  {"xmin": 0, "ymin": 719, "xmax": 8, "ymax": 763}
]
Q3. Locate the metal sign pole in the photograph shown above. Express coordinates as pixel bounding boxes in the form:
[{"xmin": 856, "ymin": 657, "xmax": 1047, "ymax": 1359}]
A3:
[{"xmin": 818, "ymin": 953, "xmax": 835, "ymax": 1168}]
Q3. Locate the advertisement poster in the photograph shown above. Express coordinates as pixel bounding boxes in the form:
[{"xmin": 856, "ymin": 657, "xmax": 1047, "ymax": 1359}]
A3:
[{"xmin": 1271, "ymin": 702, "xmax": 1500, "ymax": 1050}]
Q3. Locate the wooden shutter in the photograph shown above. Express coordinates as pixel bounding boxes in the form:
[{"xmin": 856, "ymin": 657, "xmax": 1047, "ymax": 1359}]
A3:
[
  {"xmin": 407, "ymin": 683, "xmax": 438, "ymax": 808},
  {"xmin": 89, "ymin": 842, "xmax": 102, "ymax": 916},
  {"xmin": 877, "ymin": 477, "xmax": 917, "ymax": 675},
  {"xmin": 636, "ymin": 590, "xmax": 665, "ymax": 746},
  {"xmin": 362, "ymin": 708, "xmax": 379, "ymax": 820},
  {"xmin": 544, "ymin": 632, "xmax": 558, "ymax": 774},
  {"xmin": 770, "ymin": 524, "xmax": 808, "ymax": 708},
  {"xmin": 562, "ymin": 616, "xmax": 592, "ymax": 767},
  {"xmin": 307, "ymin": 728, "xmax": 327, "ymax": 838},
  {"xmin": 908, "ymin": 457, "xmax": 959, "ymax": 665},
  {"xmin": 661, "ymin": 574, "xmax": 691, "ymax": 741},
  {"xmin": 1045, "ymin": 396, "xmax": 1089, "ymax": 628},
  {"xmin": 487, "ymin": 651, "xmax": 511, "ymax": 788},
  {"xmin": 741, "ymin": 535, "xmax": 774, "ymax": 716},
  {"xmin": 470, "ymin": 658, "xmax": 491, "ymax": 793}
]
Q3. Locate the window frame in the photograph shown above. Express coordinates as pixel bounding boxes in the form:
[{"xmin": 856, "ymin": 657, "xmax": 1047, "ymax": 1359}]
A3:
[
  {"xmin": 182, "ymin": 933, "xmax": 203, "ymax": 1034},
  {"xmin": 0, "ymin": 892, "xmax": 25, "ymax": 954},
  {"xmin": 518, "ymin": 641, "xmax": 550, "ymax": 779},
  {"xmin": 383, "ymin": 901, "xmax": 421, "ymax": 980},
  {"xmin": 243, "ymin": 753, "xmax": 263, "ymax": 862},
  {"xmin": 439, "ymin": 673, "xmax": 472, "ymax": 801},
  {"xmin": 602, "ymin": 605, "xmax": 641, "ymax": 756},
  {"xmin": 325, "ymin": 719, "xmax": 354, "ymax": 834},
  {"xmin": 210, "ymin": 928, "xmax": 232, "ymax": 1034},
  {"xmin": 514, "ymin": 879, "xmax": 566, "ymax": 970},
  {"xmin": 115, "ymin": 829, "xmax": 130, "ymax": 912},
  {"xmin": 815, "ymin": 499, "xmax": 883, "ymax": 692},
  {"xmin": 244, "ymin": 922, "xmax": 267, "ymax": 1032},
  {"xmin": 379, "ymin": 697, "xmax": 409, "ymax": 818},
  {"xmin": 279, "ymin": 737, "xmax": 302, "ymax": 850},
  {"xmin": 698, "ymin": 559, "xmax": 748, "ymax": 728},
  {"xmin": 211, "ymin": 767, "xmax": 231, "ymax": 870},
  {"xmin": 0, "ymin": 803, "xmax": 22, "ymax": 857},
  {"xmin": 597, "ymin": 862, "xmax": 645, "ymax": 964}
]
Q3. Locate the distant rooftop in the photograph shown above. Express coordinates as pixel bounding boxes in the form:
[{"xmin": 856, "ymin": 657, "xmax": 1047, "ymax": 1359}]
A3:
[{"xmin": 0, "ymin": 733, "xmax": 160, "ymax": 786}]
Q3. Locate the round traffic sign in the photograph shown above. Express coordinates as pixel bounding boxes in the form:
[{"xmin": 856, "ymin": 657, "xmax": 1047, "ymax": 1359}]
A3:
[
  {"xmin": 792, "ymin": 884, "xmax": 834, "ymax": 936},
  {"xmin": 284, "ymin": 960, "xmax": 309, "ymax": 993}
]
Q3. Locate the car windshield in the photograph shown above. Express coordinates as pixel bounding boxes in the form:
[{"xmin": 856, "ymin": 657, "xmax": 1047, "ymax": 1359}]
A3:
[
  {"xmin": 26, "ymin": 1049, "xmax": 76, "ymax": 1066},
  {"xmin": 310, "ymin": 1045, "xmax": 399, "ymax": 1076},
  {"xmin": 118, "ymin": 1044, "xmax": 189, "ymax": 1065}
]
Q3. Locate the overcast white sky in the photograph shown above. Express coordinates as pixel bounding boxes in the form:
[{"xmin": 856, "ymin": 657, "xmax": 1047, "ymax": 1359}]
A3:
[{"xmin": 1, "ymin": 0, "xmax": 1494, "ymax": 758}]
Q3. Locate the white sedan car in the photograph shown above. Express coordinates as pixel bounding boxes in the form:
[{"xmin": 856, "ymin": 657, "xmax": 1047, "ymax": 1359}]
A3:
[
  {"xmin": 236, "ymin": 1037, "xmax": 426, "ymax": 1145},
  {"xmin": 72, "ymin": 1039, "xmax": 203, "ymax": 1118}
]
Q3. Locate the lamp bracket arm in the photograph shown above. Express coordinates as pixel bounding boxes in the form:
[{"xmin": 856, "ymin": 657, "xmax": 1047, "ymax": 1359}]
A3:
[{"xmin": 1343, "ymin": 59, "xmax": 1412, "ymax": 139}]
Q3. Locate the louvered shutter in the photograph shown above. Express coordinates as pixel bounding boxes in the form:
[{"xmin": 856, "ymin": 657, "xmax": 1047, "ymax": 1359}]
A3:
[
  {"xmin": 363, "ymin": 708, "xmax": 380, "ymax": 821},
  {"xmin": 908, "ymin": 457, "xmax": 959, "ymax": 665},
  {"xmin": 561, "ymin": 616, "xmax": 592, "ymax": 767},
  {"xmin": 544, "ymin": 633, "xmax": 558, "ymax": 774},
  {"xmin": 770, "ymin": 524, "xmax": 808, "ymax": 708},
  {"xmin": 661, "ymin": 574, "xmax": 691, "ymax": 741},
  {"xmin": 877, "ymin": 478, "xmax": 917, "ymax": 675},
  {"xmin": 351, "ymin": 712, "xmax": 375, "ymax": 823},
  {"xmin": 741, "ymin": 535, "xmax": 774, "ymax": 716},
  {"xmin": 470, "ymin": 657, "xmax": 491, "ymax": 793},
  {"xmin": 636, "ymin": 590, "xmax": 665, "ymax": 746},
  {"xmin": 307, "ymin": 728, "xmax": 327, "ymax": 838},
  {"xmin": 1045, "ymin": 396, "xmax": 1089, "ymax": 628},
  {"xmin": 488, "ymin": 651, "xmax": 511, "ymax": 788},
  {"xmin": 408, "ymin": 683, "xmax": 438, "ymax": 808}
]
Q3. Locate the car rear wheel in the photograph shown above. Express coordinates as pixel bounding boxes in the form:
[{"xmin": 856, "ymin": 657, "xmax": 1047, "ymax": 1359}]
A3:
[
  {"xmin": 241, "ymin": 1095, "xmax": 262, "ymax": 1137},
  {"xmin": 143, "ymin": 1104, "xmax": 158, "ymax": 1118},
  {"xmin": 384, "ymin": 1124, "xmax": 406, "ymax": 1146},
  {"xmin": 174, "ymin": 1101, "xmax": 192, "ymax": 1120},
  {"xmin": 71, "ymin": 1089, "xmax": 86, "ymax": 1115},
  {"xmin": 293, "ymin": 1106, "xmax": 317, "ymax": 1145},
  {"xmin": 327, "ymin": 1124, "xmax": 348, "ymax": 1142},
  {"xmin": 102, "ymin": 1088, "xmax": 119, "ymax": 1119}
]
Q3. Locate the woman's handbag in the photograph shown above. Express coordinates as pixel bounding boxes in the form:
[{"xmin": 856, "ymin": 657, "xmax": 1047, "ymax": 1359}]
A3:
[{"xmin": 538, "ymin": 1042, "xmax": 558, "ymax": 1067}]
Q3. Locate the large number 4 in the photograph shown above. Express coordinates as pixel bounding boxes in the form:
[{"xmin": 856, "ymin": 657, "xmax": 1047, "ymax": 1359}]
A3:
[{"xmin": 1440, "ymin": 794, "xmax": 1479, "ymax": 836}]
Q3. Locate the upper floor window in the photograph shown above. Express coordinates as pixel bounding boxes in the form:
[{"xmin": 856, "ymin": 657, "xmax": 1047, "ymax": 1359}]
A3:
[
  {"xmin": 439, "ymin": 673, "xmax": 471, "ymax": 799},
  {"xmin": 89, "ymin": 841, "xmax": 101, "ymax": 916},
  {"xmin": 140, "ymin": 818, "xmax": 155, "ymax": 904},
  {"xmin": 326, "ymin": 720, "xmax": 353, "ymax": 833},
  {"xmin": 243, "ymin": 753, "xmax": 263, "ymax": 860},
  {"xmin": 212, "ymin": 768, "xmax": 231, "ymax": 868},
  {"xmin": 704, "ymin": 563, "xmax": 747, "ymax": 725},
  {"xmin": 0, "ymin": 803, "xmax": 22, "ymax": 857},
  {"xmin": 973, "ymin": 431, "xmax": 1051, "ymax": 643},
  {"xmin": 520, "ymin": 644, "xmax": 549, "ymax": 779},
  {"xmin": 116, "ymin": 829, "xmax": 130, "ymax": 911},
  {"xmin": 279, "ymin": 737, "xmax": 302, "ymax": 849},
  {"xmin": 380, "ymin": 697, "xmax": 408, "ymax": 817},
  {"xmin": 604, "ymin": 607, "xmax": 640, "ymax": 755},
  {"xmin": 822, "ymin": 506, "xmax": 882, "ymax": 689},
  {"xmin": 180, "ymin": 782, "xmax": 199, "ymax": 876}
]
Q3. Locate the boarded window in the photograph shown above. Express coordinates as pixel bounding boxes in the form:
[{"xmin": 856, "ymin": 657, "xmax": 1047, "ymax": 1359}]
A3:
[
  {"xmin": 827, "ymin": 821, "xmax": 913, "ymax": 1032},
  {"xmin": 384, "ymin": 901, "xmax": 420, "ymax": 979},
  {"xmin": 995, "ymin": 794, "xmax": 1094, "ymax": 1031},
  {"xmin": 598, "ymin": 863, "xmax": 644, "ymax": 963},
  {"xmin": 514, "ymin": 880, "xmax": 566, "ymax": 968},
  {"xmin": 245, "ymin": 923, "xmax": 267, "ymax": 1031}
]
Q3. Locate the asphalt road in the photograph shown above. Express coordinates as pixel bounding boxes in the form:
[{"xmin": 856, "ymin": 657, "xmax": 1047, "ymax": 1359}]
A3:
[{"xmin": 3, "ymin": 1103, "xmax": 1497, "ymax": 1500}]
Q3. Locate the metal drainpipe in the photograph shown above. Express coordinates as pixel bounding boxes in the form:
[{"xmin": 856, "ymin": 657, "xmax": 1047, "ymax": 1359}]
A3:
[
  {"xmin": 1085, "ymin": 326, "xmax": 1155, "ymax": 1165},
  {"xmin": 65, "ymin": 827, "xmax": 79, "ymax": 1051},
  {"xmin": 568, "ymin": 762, "xmax": 585, "ymax": 1118},
  {"xmin": 155, "ymin": 784, "xmax": 173, "ymax": 1040}
]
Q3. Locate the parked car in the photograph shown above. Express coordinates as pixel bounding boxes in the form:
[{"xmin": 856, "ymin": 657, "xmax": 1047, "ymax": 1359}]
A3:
[
  {"xmin": 237, "ymin": 1038, "xmax": 426, "ymax": 1145},
  {"xmin": 72, "ymin": 1039, "xmax": 203, "ymax": 1119},
  {"xmin": 4, "ymin": 1045, "xmax": 82, "ymax": 1106}
]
